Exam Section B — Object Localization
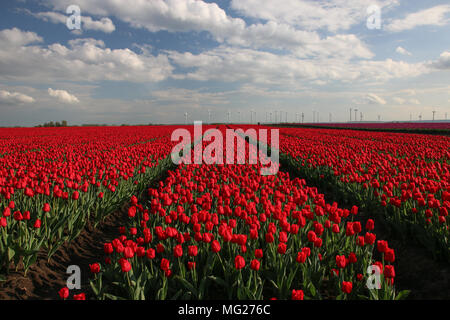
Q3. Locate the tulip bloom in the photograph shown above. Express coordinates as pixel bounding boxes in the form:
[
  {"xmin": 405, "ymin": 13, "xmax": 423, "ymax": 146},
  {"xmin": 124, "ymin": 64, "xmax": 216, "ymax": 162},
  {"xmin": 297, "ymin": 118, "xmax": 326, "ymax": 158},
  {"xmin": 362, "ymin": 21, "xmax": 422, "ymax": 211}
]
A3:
[
  {"xmin": 188, "ymin": 245, "xmax": 198, "ymax": 257},
  {"xmin": 277, "ymin": 243, "xmax": 287, "ymax": 254},
  {"xmin": 119, "ymin": 259, "xmax": 132, "ymax": 273},
  {"xmin": 43, "ymin": 203, "xmax": 50, "ymax": 213},
  {"xmin": 34, "ymin": 219, "xmax": 41, "ymax": 228},
  {"xmin": 296, "ymin": 251, "xmax": 306, "ymax": 264},
  {"xmin": 342, "ymin": 281, "xmax": 353, "ymax": 294},
  {"xmin": 59, "ymin": 287, "xmax": 69, "ymax": 299},
  {"xmin": 160, "ymin": 258, "xmax": 170, "ymax": 271},
  {"xmin": 250, "ymin": 259, "xmax": 260, "ymax": 271},
  {"xmin": 292, "ymin": 289, "xmax": 304, "ymax": 300},
  {"xmin": 146, "ymin": 248, "xmax": 156, "ymax": 259},
  {"xmin": 254, "ymin": 249, "xmax": 263, "ymax": 259},
  {"xmin": 89, "ymin": 263, "xmax": 100, "ymax": 274},
  {"xmin": 211, "ymin": 240, "xmax": 221, "ymax": 253},
  {"xmin": 234, "ymin": 255, "xmax": 245, "ymax": 270},
  {"xmin": 384, "ymin": 265, "xmax": 395, "ymax": 279},
  {"xmin": 336, "ymin": 255, "xmax": 347, "ymax": 269},
  {"xmin": 173, "ymin": 244, "xmax": 183, "ymax": 258},
  {"xmin": 73, "ymin": 293, "xmax": 86, "ymax": 300},
  {"xmin": 365, "ymin": 219, "xmax": 375, "ymax": 230}
]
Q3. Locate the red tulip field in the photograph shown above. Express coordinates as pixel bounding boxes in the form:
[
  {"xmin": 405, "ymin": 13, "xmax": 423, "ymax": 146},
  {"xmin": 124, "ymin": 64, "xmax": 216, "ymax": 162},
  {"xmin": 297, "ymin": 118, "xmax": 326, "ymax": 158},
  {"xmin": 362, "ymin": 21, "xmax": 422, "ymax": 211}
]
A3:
[{"xmin": 0, "ymin": 125, "xmax": 449, "ymax": 300}]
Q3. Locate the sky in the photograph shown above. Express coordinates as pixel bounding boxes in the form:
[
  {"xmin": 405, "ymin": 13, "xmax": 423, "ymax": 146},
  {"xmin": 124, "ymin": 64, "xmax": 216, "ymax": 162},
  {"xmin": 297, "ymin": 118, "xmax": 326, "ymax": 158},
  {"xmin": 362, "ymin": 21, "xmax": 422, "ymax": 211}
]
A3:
[{"xmin": 0, "ymin": 0, "xmax": 449, "ymax": 126}]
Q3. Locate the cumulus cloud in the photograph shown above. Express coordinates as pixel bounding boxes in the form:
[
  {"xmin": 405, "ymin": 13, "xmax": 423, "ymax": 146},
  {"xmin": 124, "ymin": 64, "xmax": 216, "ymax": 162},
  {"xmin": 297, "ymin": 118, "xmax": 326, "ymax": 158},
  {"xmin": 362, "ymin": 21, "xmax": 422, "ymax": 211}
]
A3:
[
  {"xmin": 0, "ymin": 90, "xmax": 35, "ymax": 104},
  {"xmin": 48, "ymin": 88, "xmax": 79, "ymax": 103},
  {"xmin": 168, "ymin": 47, "xmax": 428, "ymax": 84},
  {"xmin": 0, "ymin": 27, "xmax": 42, "ymax": 46},
  {"xmin": 32, "ymin": 11, "xmax": 115, "ymax": 33},
  {"xmin": 44, "ymin": 0, "xmax": 245, "ymax": 37},
  {"xmin": 395, "ymin": 46, "xmax": 412, "ymax": 56},
  {"xmin": 0, "ymin": 28, "xmax": 173, "ymax": 83},
  {"xmin": 385, "ymin": 5, "xmax": 450, "ymax": 32},
  {"xmin": 429, "ymin": 51, "xmax": 450, "ymax": 70},
  {"xmin": 230, "ymin": 0, "xmax": 399, "ymax": 32},
  {"xmin": 42, "ymin": 0, "xmax": 373, "ymax": 59}
]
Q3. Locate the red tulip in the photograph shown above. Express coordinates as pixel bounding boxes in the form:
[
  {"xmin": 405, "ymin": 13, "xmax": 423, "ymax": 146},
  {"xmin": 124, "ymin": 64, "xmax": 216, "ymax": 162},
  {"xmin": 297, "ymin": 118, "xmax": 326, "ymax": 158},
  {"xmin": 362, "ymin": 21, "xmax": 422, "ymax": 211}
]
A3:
[
  {"xmin": 234, "ymin": 255, "xmax": 245, "ymax": 270},
  {"xmin": 250, "ymin": 259, "xmax": 260, "ymax": 271},
  {"xmin": 58, "ymin": 287, "xmax": 69, "ymax": 299},
  {"xmin": 73, "ymin": 293, "xmax": 86, "ymax": 300},
  {"xmin": 342, "ymin": 281, "xmax": 353, "ymax": 294},
  {"xmin": 292, "ymin": 289, "xmax": 304, "ymax": 300},
  {"xmin": 89, "ymin": 263, "xmax": 100, "ymax": 274}
]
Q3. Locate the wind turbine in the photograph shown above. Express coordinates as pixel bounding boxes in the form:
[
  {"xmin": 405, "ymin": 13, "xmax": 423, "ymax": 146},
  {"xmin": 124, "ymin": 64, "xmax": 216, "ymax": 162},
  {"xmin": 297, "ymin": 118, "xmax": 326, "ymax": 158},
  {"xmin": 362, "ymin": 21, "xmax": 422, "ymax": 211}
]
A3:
[
  {"xmin": 354, "ymin": 108, "xmax": 358, "ymax": 122},
  {"xmin": 432, "ymin": 110, "xmax": 436, "ymax": 121},
  {"xmin": 184, "ymin": 112, "xmax": 188, "ymax": 125},
  {"xmin": 350, "ymin": 108, "xmax": 352, "ymax": 122}
]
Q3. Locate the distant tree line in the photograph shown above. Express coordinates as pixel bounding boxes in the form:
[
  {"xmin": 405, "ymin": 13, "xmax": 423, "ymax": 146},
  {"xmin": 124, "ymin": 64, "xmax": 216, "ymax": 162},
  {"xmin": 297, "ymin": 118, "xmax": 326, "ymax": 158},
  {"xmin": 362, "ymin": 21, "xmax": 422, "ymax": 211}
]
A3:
[{"xmin": 35, "ymin": 120, "xmax": 68, "ymax": 127}]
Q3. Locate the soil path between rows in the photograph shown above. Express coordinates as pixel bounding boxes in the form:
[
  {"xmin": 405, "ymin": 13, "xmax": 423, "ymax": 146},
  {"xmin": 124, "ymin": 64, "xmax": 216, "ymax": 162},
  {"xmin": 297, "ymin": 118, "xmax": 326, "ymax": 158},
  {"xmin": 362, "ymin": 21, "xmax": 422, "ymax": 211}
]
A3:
[{"xmin": 0, "ymin": 208, "xmax": 125, "ymax": 300}]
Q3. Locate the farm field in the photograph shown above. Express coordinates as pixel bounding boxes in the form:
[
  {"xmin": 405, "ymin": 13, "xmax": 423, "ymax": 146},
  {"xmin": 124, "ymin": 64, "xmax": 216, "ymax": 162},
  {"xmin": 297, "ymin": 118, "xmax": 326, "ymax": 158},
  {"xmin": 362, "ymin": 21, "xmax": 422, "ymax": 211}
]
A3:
[
  {"xmin": 1, "ymin": 125, "xmax": 448, "ymax": 300},
  {"xmin": 290, "ymin": 122, "xmax": 450, "ymax": 135}
]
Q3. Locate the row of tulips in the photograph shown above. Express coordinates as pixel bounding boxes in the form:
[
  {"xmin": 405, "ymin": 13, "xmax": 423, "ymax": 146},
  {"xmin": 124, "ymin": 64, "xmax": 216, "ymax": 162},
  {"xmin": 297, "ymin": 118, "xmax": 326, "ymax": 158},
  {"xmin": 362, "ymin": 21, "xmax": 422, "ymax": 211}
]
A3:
[
  {"xmin": 84, "ymin": 126, "xmax": 406, "ymax": 300},
  {"xmin": 271, "ymin": 127, "xmax": 449, "ymax": 261},
  {"xmin": 0, "ymin": 126, "xmax": 197, "ymax": 274}
]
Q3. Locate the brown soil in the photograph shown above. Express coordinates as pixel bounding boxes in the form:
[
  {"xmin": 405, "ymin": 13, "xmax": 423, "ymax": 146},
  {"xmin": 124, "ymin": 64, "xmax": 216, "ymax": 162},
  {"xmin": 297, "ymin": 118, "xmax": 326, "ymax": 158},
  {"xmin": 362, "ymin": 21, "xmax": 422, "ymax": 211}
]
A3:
[{"xmin": 0, "ymin": 208, "xmax": 126, "ymax": 300}]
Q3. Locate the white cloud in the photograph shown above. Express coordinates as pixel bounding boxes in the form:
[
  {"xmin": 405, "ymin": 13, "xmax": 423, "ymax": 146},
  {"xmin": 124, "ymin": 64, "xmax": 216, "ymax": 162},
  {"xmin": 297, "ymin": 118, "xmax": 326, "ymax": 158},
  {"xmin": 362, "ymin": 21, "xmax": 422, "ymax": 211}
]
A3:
[
  {"xmin": 0, "ymin": 27, "xmax": 42, "ymax": 46},
  {"xmin": 33, "ymin": 11, "xmax": 115, "ymax": 33},
  {"xmin": 230, "ymin": 0, "xmax": 399, "ymax": 32},
  {"xmin": 168, "ymin": 47, "xmax": 428, "ymax": 85},
  {"xmin": 429, "ymin": 51, "xmax": 450, "ymax": 70},
  {"xmin": 393, "ymin": 97, "xmax": 405, "ymax": 104},
  {"xmin": 45, "ymin": 0, "xmax": 245, "ymax": 38},
  {"xmin": 0, "ymin": 90, "xmax": 35, "ymax": 104},
  {"xmin": 365, "ymin": 93, "xmax": 386, "ymax": 105},
  {"xmin": 393, "ymin": 97, "xmax": 420, "ymax": 105},
  {"xmin": 385, "ymin": 5, "xmax": 450, "ymax": 32},
  {"xmin": 147, "ymin": 88, "xmax": 230, "ymax": 110},
  {"xmin": 43, "ymin": 0, "xmax": 373, "ymax": 60},
  {"xmin": 395, "ymin": 46, "xmax": 412, "ymax": 56},
  {"xmin": 0, "ymin": 28, "xmax": 173, "ymax": 83},
  {"xmin": 48, "ymin": 88, "xmax": 79, "ymax": 103}
]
